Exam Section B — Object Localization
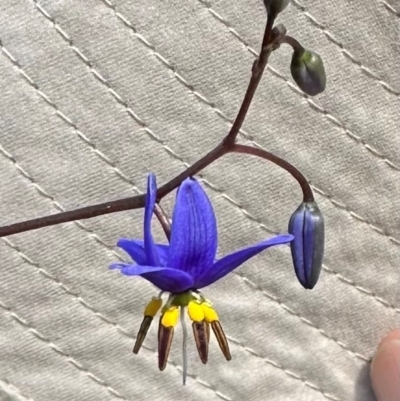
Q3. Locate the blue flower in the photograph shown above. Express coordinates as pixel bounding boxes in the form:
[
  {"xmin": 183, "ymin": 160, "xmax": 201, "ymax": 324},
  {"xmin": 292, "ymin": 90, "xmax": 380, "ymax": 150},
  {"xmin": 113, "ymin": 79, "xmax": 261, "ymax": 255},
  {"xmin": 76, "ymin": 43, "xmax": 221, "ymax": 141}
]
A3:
[{"xmin": 110, "ymin": 174, "xmax": 293, "ymax": 383}]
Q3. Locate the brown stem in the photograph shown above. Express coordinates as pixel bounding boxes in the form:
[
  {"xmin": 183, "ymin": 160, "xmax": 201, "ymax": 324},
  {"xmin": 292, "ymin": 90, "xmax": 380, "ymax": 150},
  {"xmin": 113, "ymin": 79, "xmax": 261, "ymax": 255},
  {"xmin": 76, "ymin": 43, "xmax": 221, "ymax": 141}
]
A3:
[
  {"xmin": 156, "ymin": 143, "xmax": 227, "ymax": 198},
  {"xmin": 231, "ymin": 144, "xmax": 314, "ymax": 202},
  {"xmin": 0, "ymin": 144, "xmax": 228, "ymax": 238},
  {"xmin": 154, "ymin": 204, "xmax": 171, "ymax": 240},
  {"xmin": 281, "ymin": 34, "xmax": 304, "ymax": 55},
  {"xmin": 223, "ymin": 16, "xmax": 276, "ymax": 147},
  {"xmin": 261, "ymin": 13, "xmax": 275, "ymax": 50},
  {"xmin": 0, "ymin": 18, "xmax": 301, "ymax": 239}
]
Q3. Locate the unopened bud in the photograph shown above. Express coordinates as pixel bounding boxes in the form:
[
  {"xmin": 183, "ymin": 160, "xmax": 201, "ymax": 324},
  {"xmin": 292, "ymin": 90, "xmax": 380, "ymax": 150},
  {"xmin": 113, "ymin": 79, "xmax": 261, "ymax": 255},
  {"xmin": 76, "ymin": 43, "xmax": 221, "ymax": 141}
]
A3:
[
  {"xmin": 288, "ymin": 202, "xmax": 325, "ymax": 289},
  {"xmin": 291, "ymin": 49, "xmax": 326, "ymax": 96},
  {"xmin": 263, "ymin": 0, "xmax": 290, "ymax": 16}
]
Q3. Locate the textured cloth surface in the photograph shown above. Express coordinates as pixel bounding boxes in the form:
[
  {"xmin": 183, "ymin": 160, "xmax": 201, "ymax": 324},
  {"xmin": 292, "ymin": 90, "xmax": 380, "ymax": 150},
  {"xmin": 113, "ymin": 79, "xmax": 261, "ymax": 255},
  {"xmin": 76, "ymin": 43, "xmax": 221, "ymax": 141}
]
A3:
[{"xmin": 0, "ymin": 1, "xmax": 399, "ymax": 400}]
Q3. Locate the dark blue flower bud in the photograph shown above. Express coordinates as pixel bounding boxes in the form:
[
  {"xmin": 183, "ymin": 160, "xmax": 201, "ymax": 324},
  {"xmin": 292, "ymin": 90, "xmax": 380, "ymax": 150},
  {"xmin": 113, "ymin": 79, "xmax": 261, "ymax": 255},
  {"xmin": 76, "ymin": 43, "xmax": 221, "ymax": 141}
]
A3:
[
  {"xmin": 288, "ymin": 202, "xmax": 325, "ymax": 289},
  {"xmin": 291, "ymin": 49, "xmax": 326, "ymax": 96},
  {"xmin": 263, "ymin": 0, "xmax": 290, "ymax": 15}
]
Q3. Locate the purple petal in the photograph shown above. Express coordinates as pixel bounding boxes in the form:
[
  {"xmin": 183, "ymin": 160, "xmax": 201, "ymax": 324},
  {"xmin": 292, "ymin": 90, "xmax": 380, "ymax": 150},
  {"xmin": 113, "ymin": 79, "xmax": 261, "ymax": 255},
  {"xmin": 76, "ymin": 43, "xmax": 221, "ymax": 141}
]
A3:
[
  {"xmin": 168, "ymin": 178, "xmax": 217, "ymax": 278},
  {"xmin": 110, "ymin": 263, "xmax": 194, "ymax": 293},
  {"xmin": 117, "ymin": 239, "xmax": 146, "ymax": 265},
  {"xmin": 155, "ymin": 244, "xmax": 170, "ymax": 266},
  {"xmin": 144, "ymin": 173, "xmax": 160, "ymax": 266},
  {"xmin": 194, "ymin": 234, "xmax": 293, "ymax": 289},
  {"xmin": 117, "ymin": 239, "xmax": 170, "ymax": 266}
]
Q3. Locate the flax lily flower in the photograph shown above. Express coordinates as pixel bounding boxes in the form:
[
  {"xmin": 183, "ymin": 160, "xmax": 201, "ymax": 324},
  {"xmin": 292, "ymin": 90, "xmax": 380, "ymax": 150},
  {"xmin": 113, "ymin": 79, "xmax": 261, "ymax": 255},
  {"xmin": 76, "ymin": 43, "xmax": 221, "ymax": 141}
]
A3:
[{"xmin": 110, "ymin": 174, "xmax": 293, "ymax": 384}]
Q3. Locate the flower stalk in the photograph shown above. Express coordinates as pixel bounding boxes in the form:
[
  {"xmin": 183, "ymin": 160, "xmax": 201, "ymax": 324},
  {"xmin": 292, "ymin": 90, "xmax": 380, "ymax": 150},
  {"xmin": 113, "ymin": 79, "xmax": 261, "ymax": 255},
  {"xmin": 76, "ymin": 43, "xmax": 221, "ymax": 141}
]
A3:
[{"xmin": 231, "ymin": 144, "xmax": 314, "ymax": 202}]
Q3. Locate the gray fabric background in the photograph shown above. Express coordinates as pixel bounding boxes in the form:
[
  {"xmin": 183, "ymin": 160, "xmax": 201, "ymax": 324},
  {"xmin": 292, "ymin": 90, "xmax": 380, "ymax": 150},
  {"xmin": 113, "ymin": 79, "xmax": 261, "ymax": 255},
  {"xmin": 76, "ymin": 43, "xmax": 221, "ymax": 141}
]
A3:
[{"xmin": 0, "ymin": 1, "xmax": 399, "ymax": 400}]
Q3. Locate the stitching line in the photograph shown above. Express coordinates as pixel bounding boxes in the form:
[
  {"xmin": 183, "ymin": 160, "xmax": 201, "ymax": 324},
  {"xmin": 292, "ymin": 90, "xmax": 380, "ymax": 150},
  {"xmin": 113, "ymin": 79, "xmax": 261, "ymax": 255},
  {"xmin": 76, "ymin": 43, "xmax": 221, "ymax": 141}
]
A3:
[
  {"xmin": 226, "ymin": 335, "xmax": 341, "ymax": 401},
  {"xmin": 235, "ymin": 272, "xmax": 372, "ymax": 365},
  {"xmin": 1, "ymin": 27, "xmax": 398, "ymax": 324},
  {"xmin": 32, "ymin": 0, "xmax": 400, "ymax": 248},
  {"xmin": 0, "ymin": 133, "xmax": 381, "ymax": 366},
  {"xmin": 4, "ymin": 35, "xmax": 400, "ymax": 322},
  {"xmin": 380, "ymin": 1, "xmax": 400, "ymax": 17},
  {"xmin": 0, "ymin": 137, "xmax": 371, "ymax": 393},
  {"xmin": 0, "ymin": 3, "xmax": 389, "ymax": 397},
  {"xmin": 86, "ymin": 0, "xmax": 400, "ymax": 245},
  {"xmin": 0, "ymin": 135, "xmax": 379, "ymax": 372},
  {"xmin": 196, "ymin": 0, "xmax": 400, "ymax": 171},
  {"xmin": 0, "ymin": 238, "xmax": 206, "ymax": 401},
  {"xmin": 0, "ymin": 132, "xmax": 232, "ymax": 401},
  {"xmin": 0, "ymin": 300, "xmax": 128, "ymax": 400},
  {"xmin": 2, "ymin": 237, "xmax": 345, "ymax": 401},
  {"xmin": 0, "ymin": 141, "xmax": 380, "ymax": 381},
  {"xmin": 0, "ymin": 241, "xmax": 232, "ymax": 401},
  {"xmin": 291, "ymin": 0, "xmax": 400, "ymax": 96},
  {"xmin": 222, "ymin": 193, "xmax": 400, "ymax": 315},
  {"xmin": 0, "ymin": 115, "xmax": 375, "ymax": 401},
  {"xmin": 5, "ymin": 0, "xmax": 400, "ymax": 338},
  {"xmin": 309, "ymin": 182, "xmax": 400, "ymax": 246},
  {"xmin": 0, "ymin": 60, "xmax": 368, "ymax": 395},
  {"xmin": 1, "ymin": 23, "xmax": 398, "ymax": 310},
  {"xmin": 0, "ymin": 379, "xmax": 34, "ymax": 401},
  {"xmin": 0, "ymin": 143, "xmax": 125, "ymax": 263},
  {"xmin": 0, "ymin": 138, "xmax": 384, "ymax": 361}
]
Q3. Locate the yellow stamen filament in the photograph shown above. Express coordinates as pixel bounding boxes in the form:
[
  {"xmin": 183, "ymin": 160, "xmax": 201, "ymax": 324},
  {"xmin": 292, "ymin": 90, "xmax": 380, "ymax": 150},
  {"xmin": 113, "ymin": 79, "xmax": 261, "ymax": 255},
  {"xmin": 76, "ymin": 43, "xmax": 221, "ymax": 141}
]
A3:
[
  {"xmin": 188, "ymin": 301, "xmax": 205, "ymax": 322},
  {"xmin": 201, "ymin": 303, "xmax": 219, "ymax": 322},
  {"xmin": 144, "ymin": 298, "xmax": 162, "ymax": 317},
  {"xmin": 161, "ymin": 306, "xmax": 179, "ymax": 327}
]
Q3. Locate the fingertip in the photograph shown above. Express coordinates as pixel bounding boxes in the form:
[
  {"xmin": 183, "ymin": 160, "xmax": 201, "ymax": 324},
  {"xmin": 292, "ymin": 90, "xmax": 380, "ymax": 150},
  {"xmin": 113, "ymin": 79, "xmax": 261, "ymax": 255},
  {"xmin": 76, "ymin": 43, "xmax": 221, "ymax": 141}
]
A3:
[{"xmin": 370, "ymin": 329, "xmax": 400, "ymax": 401}]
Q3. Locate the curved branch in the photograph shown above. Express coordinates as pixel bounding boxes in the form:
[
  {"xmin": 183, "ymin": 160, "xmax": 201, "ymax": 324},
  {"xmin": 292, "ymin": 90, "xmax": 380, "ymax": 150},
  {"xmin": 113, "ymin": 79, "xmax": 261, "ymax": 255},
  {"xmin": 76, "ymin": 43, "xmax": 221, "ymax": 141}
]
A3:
[{"xmin": 231, "ymin": 144, "xmax": 314, "ymax": 202}]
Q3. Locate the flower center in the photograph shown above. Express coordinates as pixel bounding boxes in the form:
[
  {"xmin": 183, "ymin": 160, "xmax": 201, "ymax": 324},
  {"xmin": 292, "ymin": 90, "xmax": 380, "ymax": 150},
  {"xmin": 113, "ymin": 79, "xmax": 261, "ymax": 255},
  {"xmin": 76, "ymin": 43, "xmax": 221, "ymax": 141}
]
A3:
[{"xmin": 169, "ymin": 291, "xmax": 197, "ymax": 308}]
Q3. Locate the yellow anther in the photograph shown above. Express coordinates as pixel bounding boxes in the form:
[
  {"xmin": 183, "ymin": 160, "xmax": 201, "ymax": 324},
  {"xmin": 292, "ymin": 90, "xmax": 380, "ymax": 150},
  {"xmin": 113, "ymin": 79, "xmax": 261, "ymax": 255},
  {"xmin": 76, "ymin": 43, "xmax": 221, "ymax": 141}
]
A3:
[
  {"xmin": 161, "ymin": 306, "xmax": 179, "ymax": 328},
  {"xmin": 202, "ymin": 303, "xmax": 219, "ymax": 322},
  {"xmin": 188, "ymin": 301, "xmax": 205, "ymax": 322},
  {"xmin": 144, "ymin": 298, "xmax": 162, "ymax": 318}
]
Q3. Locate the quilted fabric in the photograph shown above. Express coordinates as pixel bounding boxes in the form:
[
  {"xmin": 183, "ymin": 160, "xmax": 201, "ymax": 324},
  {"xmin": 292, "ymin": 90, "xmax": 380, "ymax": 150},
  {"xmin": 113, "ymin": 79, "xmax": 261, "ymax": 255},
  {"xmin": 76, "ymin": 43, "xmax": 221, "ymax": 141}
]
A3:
[{"xmin": 0, "ymin": 1, "xmax": 399, "ymax": 400}]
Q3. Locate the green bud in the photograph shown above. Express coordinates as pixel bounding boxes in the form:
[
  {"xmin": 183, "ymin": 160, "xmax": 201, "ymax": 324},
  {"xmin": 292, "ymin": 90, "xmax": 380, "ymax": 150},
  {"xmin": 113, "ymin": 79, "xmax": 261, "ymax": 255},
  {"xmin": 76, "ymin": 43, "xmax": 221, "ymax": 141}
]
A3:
[
  {"xmin": 291, "ymin": 49, "xmax": 326, "ymax": 96},
  {"xmin": 263, "ymin": 0, "xmax": 290, "ymax": 16}
]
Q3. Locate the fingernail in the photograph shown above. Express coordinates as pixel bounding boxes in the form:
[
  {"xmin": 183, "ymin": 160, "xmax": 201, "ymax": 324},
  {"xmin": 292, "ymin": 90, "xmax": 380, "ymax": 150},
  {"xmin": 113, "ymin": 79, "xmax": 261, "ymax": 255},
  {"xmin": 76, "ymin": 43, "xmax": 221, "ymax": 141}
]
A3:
[{"xmin": 370, "ymin": 329, "xmax": 400, "ymax": 401}]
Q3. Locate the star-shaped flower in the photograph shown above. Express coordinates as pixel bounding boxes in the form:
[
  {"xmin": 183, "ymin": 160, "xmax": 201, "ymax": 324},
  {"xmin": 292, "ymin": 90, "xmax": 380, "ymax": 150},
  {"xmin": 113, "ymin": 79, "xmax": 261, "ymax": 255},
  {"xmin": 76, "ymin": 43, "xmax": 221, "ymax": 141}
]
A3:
[{"xmin": 110, "ymin": 174, "xmax": 293, "ymax": 383}]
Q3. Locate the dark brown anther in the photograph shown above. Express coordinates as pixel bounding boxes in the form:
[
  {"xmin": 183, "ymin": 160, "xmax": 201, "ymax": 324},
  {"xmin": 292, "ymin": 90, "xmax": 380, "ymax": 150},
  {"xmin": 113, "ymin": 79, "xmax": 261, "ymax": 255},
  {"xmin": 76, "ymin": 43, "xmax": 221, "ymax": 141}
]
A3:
[
  {"xmin": 133, "ymin": 315, "xmax": 153, "ymax": 354},
  {"xmin": 211, "ymin": 321, "xmax": 232, "ymax": 361},
  {"xmin": 158, "ymin": 319, "xmax": 174, "ymax": 371},
  {"xmin": 192, "ymin": 321, "xmax": 209, "ymax": 364},
  {"xmin": 205, "ymin": 321, "xmax": 211, "ymax": 345}
]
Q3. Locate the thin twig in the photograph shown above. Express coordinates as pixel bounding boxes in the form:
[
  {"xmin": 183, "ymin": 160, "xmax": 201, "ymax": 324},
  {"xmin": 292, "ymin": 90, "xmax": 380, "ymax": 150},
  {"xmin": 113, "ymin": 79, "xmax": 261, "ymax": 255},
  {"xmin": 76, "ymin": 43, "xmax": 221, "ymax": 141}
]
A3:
[
  {"xmin": 230, "ymin": 144, "xmax": 314, "ymax": 202},
  {"xmin": 154, "ymin": 204, "xmax": 171, "ymax": 240},
  {"xmin": 223, "ymin": 15, "xmax": 283, "ymax": 147},
  {"xmin": 281, "ymin": 34, "xmax": 304, "ymax": 54},
  {"xmin": 0, "ymin": 194, "xmax": 146, "ymax": 237}
]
